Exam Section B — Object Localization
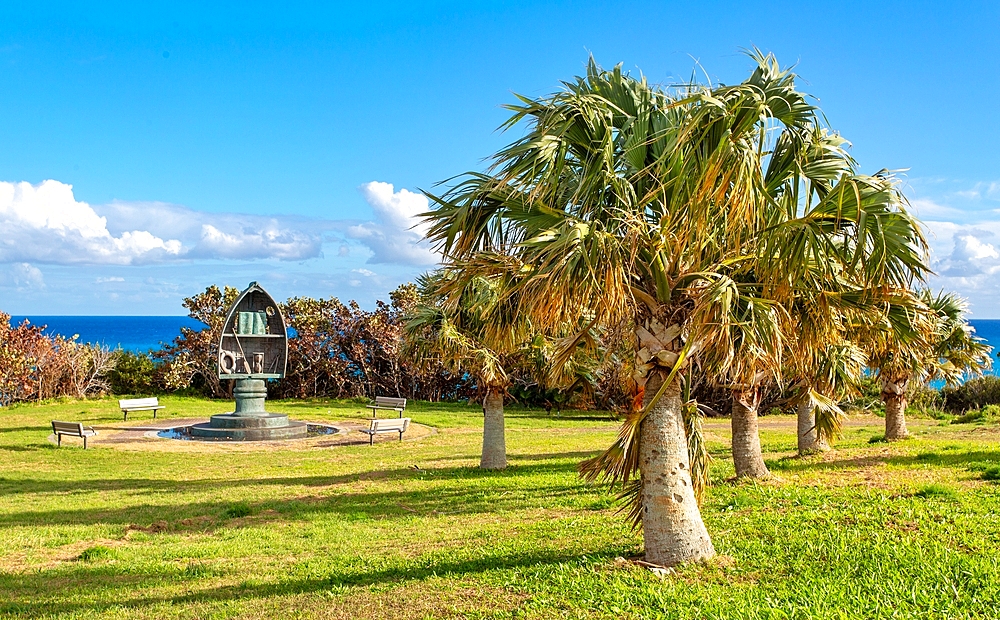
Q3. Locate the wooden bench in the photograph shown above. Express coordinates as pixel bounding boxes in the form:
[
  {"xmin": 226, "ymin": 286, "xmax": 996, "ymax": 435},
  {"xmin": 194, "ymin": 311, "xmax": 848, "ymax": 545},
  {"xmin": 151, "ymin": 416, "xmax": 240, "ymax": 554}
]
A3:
[
  {"xmin": 366, "ymin": 396, "xmax": 406, "ymax": 418},
  {"xmin": 51, "ymin": 421, "xmax": 98, "ymax": 449},
  {"xmin": 119, "ymin": 397, "xmax": 165, "ymax": 421},
  {"xmin": 358, "ymin": 418, "xmax": 410, "ymax": 445}
]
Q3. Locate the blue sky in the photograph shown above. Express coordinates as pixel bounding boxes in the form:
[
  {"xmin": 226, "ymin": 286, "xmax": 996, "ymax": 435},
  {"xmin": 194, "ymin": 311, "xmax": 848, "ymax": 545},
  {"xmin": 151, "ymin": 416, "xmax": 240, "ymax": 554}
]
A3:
[{"xmin": 1, "ymin": 1, "xmax": 999, "ymax": 315}]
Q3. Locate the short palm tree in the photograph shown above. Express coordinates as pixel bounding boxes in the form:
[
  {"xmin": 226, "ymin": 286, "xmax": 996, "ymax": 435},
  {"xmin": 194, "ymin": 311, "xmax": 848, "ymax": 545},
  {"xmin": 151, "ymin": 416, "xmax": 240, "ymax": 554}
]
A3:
[
  {"xmin": 404, "ymin": 270, "xmax": 520, "ymax": 469},
  {"xmin": 422, "ymin": 54, "xmax": 926, "ymax": 566},
  {"xmin": 789, "ymin": 340, "xmax": 867, "ymax": 454},
  {"xmin": 870, "ymin": 289, "xmax": 992, "ymax": 440}
]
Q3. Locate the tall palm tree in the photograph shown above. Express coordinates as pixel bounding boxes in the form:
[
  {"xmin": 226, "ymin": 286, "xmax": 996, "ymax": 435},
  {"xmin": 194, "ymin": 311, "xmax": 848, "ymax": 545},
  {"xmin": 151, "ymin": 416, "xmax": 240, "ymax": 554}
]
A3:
[
  {"xmin": 422, "ymin": 53, "xmax": 926, "ymax": 566},
  {"xmin": 870, "ymin": 289, "xmax": 992, "ymax": 440}
]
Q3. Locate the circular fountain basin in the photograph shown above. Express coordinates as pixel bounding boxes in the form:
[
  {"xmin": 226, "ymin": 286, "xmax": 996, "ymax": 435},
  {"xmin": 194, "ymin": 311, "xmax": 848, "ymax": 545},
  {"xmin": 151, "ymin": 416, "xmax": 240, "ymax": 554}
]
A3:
[
  {"xmin": 160, "ymin": 423, "xmax": 339, "ymax": 441},
  {"xmin": 189, "ymin": 413, "xmax": 307, "ymax": 440}
]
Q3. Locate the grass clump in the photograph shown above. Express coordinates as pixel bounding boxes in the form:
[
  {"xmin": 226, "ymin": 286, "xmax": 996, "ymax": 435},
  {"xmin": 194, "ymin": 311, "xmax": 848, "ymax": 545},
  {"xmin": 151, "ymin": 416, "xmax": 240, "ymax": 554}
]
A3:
[
  {"xmin": 77, "ymin": 545, "xmax": 115, "ymax": 562},
  {"xmin": 223, "ymin": 502, "xmax": 254, "ymax": 519},
  {"xmin": 914, "ymin": 483, "xmax": 958, "ymax": 500},
  {"xmin": 980, "ymin": 466, "xmax": 1000, "ymax": 482}
]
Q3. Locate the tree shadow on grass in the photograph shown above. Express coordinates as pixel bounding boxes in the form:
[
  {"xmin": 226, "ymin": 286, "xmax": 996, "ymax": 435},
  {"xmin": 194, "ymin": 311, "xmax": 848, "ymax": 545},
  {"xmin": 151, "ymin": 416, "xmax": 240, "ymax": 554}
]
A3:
[
  {"xmin": 429, "ymin": 450, "xmax": 598, "ymax": 463},
  {"xmin": 0, "ymin": 457, "xmax": 583, "ymax": 498},
  {"xmin": 768, "ymin": 450, "xmax": 1000, "ymax": 473},
  {"xmin": 0, "ymin": 444, "xmax": 52, "ymax": 452},
  {"xmin": 0, "ymin": 426, "xmax": 51, "ymax": 434},
  {"xmin": 886, "ymin": 450, "xmax": 1000, "ymax": 468},
  {"xmin": 0, "ymin": 544, "xmax": 625, "ymax": 618},
  {"xmin": 0, "ymin": 460, "xmax": 591, "ymax": 529}
]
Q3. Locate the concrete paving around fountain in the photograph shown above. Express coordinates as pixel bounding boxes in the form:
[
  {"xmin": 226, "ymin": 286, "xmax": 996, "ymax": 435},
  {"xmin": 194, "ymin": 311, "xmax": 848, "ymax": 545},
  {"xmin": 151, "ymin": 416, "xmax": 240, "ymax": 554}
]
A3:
[{"xmin": 189, "ymin": 378, "xmax": 308, "ymax": 441}]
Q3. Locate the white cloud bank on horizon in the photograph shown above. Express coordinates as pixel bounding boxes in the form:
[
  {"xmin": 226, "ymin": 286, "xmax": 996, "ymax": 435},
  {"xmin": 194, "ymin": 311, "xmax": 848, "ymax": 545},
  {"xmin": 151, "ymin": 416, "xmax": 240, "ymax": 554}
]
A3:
[
  {"xmin": 0, "ymin": 180, "xmax": 184, "ymax": 265},
  {"xmin": 0, "ymin": 180, "xmax": 328, "ymax": 266},
  {"xmin": 348, "ymin": 181, "xmax": 438, "ymax": 265},
  {"xmin": 0, "ymin": 262, "xmax": 44, "ymax": 290},
  {"xmin": 912, "ymin": 186, "xmax": 1000, "ymax": 316},
  {"xmin": 99, "ymin": 200, "xmax": 324, "ymax": 261},
  {"xmin": 0, "ymin": 179, "xmax": 439, "ymax": 270}
]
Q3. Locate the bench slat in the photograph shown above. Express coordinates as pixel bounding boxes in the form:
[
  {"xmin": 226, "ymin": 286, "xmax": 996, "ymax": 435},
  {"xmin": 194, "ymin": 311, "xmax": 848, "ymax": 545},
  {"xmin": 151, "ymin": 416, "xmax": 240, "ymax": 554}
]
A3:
[
  {"xmin": 119, "ymin": 397, "xmax": 159, "ymax": 408},
  {"xmin": 366, "ymin": 396, "xmax": 406, "ymax": 418}
]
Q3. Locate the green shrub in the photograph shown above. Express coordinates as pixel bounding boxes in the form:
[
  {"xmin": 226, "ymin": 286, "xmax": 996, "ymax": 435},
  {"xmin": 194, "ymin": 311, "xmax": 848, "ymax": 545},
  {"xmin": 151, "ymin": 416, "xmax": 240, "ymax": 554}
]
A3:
[
  {"xmin": 951, "ymin": 410, "xmax": 984, "ymax": 424},
  {"xmin": 108, "ymin": 351, "xmax": 157, "ymax": 395},
  {"xmin": 844, "ymin": 377, "xmax": 883, "ymax": 415},
  {"xmin": 906, "ymin": 384, "xmax": 947, "ymax": 418},
  {"xmin": 950, "ymin": 404, "xmax": 1000, "ymax": 425},
  {"xmin": 942, "ymin": 376, "xmax": 1000, "ymax": 412}
]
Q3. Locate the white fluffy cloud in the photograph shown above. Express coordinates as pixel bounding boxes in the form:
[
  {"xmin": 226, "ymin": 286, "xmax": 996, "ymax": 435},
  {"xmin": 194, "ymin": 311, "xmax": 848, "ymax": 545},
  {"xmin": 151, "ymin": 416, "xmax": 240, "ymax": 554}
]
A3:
[
  {"xmin": 928, "ymin": 224, "xmax": 1000, "ymax": 277},
  {"xmin": 919, "ymin": 219, "xmax": 1000, "ymax": 315},
  {"xmin": 348, "ymin": 181, "xmax": 438, "ymax": 265},
  {"xmin": 0, "ymin": 180, "xmax": 182, "ymax": 265},
  {"xmin": 98, "ymin": 199, "xmax": 324, "ymax": 261},
  {"xmin": 0, "ymin": 180, "xmax": 326, "ymax": 265}
]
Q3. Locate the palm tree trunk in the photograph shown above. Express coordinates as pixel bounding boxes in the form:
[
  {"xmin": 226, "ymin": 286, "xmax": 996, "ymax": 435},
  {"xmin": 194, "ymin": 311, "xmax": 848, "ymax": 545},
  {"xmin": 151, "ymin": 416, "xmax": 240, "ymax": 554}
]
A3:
[
  {"xmin": 796, "ymin": 398, "xmax": 830, "ymax": 455},
  {"xmin": 639, "ymin": 370, "xmax": 715, "ymax": 567},
  {"xmin": 731, "ymin": 390, "xmax": 769, "ymax": 478},
  {"xmin": 881, "ymin": 377, "xmax": 909, "ymax": 440},
  {"xmin": 480, "ymin": 388, "xmax": 507, "ymax": 470},
  {"xmin": 883, "ymin": 394, "xmax": 909, "ymax": 440}
]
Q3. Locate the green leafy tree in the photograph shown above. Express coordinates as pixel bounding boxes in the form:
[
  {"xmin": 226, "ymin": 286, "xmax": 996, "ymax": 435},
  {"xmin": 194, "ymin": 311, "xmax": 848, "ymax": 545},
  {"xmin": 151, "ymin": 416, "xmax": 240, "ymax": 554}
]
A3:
[
  {"xmin": 107, "ymin": 351, "xmax": 157, "ymax": 395},
  {"xmin": 156, "ymin": 285, "xmax": 239, "ymax": 397}
]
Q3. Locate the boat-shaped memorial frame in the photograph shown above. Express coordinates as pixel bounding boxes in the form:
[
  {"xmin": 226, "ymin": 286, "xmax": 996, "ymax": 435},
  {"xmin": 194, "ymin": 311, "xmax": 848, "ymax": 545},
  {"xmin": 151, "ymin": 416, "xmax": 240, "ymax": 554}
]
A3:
[{"xmin": 216, "ymin": 282, "xmax": 288, "ymax": 381}]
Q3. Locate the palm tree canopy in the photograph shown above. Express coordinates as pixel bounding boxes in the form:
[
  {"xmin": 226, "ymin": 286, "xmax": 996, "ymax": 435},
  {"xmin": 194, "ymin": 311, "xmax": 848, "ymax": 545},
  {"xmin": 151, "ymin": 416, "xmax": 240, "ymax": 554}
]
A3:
[
  {"xmin": 402, "ymin": 270, "xmax": 514, "ymax": 389},
  {"xmin": 921, "ymin": 289, "xmax": 993, "ymax": 387},
  {"xmin": 424, "ymin": 52, "xmax": 928, "ymax": 389}
]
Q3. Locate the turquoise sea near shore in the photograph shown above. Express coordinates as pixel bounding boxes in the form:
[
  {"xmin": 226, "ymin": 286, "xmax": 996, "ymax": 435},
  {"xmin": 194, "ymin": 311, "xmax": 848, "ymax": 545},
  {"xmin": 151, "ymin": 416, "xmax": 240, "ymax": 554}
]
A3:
[
  {"xmin": 10, "ymin": 315, "xmax": 1000, "ymax": 378},
  {"xmin": 10, "ymin": 316, "xmax": 206, "ymax": 353}
]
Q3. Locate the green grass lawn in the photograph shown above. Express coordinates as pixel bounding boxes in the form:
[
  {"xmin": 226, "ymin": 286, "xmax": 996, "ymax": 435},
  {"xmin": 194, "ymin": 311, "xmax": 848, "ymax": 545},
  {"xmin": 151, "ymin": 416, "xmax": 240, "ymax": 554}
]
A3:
[{"xmin": 1, "ymin": 396, "xmax": 999, "ymax": 619}]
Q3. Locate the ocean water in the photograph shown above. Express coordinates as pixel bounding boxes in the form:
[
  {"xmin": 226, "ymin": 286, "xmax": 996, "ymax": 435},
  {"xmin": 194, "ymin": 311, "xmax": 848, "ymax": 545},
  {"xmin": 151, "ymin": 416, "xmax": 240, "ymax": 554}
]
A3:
[
  {"xmin": 10, "ymin": 316, "xmax": 207, "ymax": 353},
  {"xmin": 968, "ymin": 319, "xmax": 1000, "ymax": 377},
  {"xmin": 8, "ymin": 316, "xmax": 1000, "ymax": 375}
]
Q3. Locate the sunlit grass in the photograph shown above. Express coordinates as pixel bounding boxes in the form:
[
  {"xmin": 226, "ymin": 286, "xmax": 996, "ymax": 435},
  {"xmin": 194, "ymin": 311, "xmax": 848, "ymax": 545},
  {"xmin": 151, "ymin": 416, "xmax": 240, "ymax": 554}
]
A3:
[{"xmin": 1, "ymin": 396, "xmax": 999, "ymax": 618}]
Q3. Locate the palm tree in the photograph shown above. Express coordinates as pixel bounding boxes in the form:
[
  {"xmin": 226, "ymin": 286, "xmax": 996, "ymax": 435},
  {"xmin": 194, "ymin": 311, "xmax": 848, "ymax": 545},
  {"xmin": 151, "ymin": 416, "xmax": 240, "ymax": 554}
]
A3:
[
  {"xmin": 789, "ymin": 341, "xmax": 867, "ymax": 454},
  {"xmin": 421, "ymin": 53, "xmax": 926, "ymax": 566},
  {"xmin": 870, "ymin": 289, "xmax": 992, "ymax": 440},
  {"xmin": 404, "ymin": 270, "xmax": 520, "ymax": 469}
]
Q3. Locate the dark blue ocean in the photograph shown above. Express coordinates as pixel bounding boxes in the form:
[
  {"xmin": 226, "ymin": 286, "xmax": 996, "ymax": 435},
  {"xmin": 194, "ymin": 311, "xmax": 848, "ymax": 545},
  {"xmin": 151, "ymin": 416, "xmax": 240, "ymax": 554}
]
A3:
[
  {"xmin": 10, "ymin": 316, "xmax": 207, "ymax": 353},
  {"xmin": 9, "ymin": 316, "xmax": 1000, "ymax": 376}
]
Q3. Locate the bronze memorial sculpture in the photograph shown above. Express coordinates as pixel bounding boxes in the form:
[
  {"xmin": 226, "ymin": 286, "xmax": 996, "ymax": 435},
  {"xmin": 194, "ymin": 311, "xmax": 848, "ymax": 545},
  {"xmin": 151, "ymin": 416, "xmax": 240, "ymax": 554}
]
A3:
[{"xmin": 189, "ymin": 282, "xmax": 308, "ymax": 440}]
